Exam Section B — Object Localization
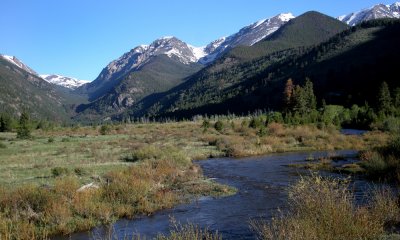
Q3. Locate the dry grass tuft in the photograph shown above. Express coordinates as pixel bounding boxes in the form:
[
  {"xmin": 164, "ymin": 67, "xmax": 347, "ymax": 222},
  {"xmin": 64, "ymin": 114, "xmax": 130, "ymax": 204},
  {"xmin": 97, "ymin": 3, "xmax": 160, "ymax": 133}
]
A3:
[
  {"xmin": 156, "ymin": 220, "xmax": 222, "ymax": 240},
  {"xmin": 251, "ymin": 174, "xmax": 399, "ymax": 240}
]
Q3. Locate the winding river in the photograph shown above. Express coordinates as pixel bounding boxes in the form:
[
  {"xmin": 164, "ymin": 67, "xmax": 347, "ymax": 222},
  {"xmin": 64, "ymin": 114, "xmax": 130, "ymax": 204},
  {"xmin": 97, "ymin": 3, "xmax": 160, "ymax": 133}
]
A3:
[{"xmin": 61, "ymin": 149, "xmax": 380, "ymax": 239}]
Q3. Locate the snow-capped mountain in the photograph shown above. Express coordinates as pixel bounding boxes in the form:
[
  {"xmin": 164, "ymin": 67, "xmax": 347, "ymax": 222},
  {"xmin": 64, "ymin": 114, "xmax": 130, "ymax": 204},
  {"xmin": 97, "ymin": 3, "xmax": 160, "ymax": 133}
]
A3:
[
  {"xmin": 95, "ymin": 12, "xmax": 295, "ymax": 80},
  {"xmin": 40, "ymin": 74, "xmax": 89, "ymax": 90},
  {"xmin": 1, "ymin": 54, "xmax": 89, "ymax": 90},
  {"xmin": 338, "ymin": 2, "xmax": 400, "ymax": 26},
  {"xmin": 94, "ymin": 36, "xmax": 200, "ymax": 87},
  {"xmin": 198, "ymin": 13, "xmax": 295, "ymax": 63},
  {"xmin": 77, "ymin": 12, "xmax": 295, "ymax": 102},
  {"xmin": 0, "ymin": 54, "xmax": 38, "ymax": 76}
]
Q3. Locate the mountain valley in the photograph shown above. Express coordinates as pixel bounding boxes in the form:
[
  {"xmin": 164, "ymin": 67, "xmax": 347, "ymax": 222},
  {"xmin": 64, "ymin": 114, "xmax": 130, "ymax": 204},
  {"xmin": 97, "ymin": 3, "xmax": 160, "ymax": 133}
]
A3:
[{"xmin": 1, "ymin": 2, "xmax": 400, "ymax": 123}]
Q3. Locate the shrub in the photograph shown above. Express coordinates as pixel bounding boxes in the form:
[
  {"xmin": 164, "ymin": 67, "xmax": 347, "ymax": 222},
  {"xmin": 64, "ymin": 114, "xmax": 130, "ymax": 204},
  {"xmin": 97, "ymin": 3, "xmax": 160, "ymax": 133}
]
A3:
[
  {"xmin": 251, "ymin": 175, "xmax": 398, "ymax": 240},
  {"xmin": 99, "ymin": 125, "xmax": 111, "ymax": 135},
  {"xmin": 0, "ymin": 114, "xmax": 13, "ymax": 132},
  {"xmin": 249, "ymin": 117, "xmax": 264, "ymax": 129},
  {"xmin": 74, "ymin": 167, "xmax": 86, "ymax": 176},
  {"xmin": 380, "ymin": 135, "xmax": 400, "ymax": 158},
  {"xmin": 48, "ymin": 137, "xmax": 55, "ymax": 143},
  {"xmin": 372, "ymin": 117, "xmax": 400, "ymax": 133},
  {"xmin": 122, "ymin": 153, "xmax": 141, "ymax": 162},
  {"xmin": 157, "ymin": 221, "xmax": 222, "ymax": 240},
  {"xmin": 51, "ymin": 167, "xmax": 70, "ymax": 177},
  {"xmin": 267, "ymin": 123, "xmax": 284, "ymax": 136},
  {"xmin": 266, "ymin": 112, "xmax": 284, "ymax": 124},
  {"xmin": 214, "ymin": 120, "xmax": 224, "ymax": 132},
  {"xmin": 123, "ymin": 146, "xmax": 191, "ymax": 167},
  {"xmin": 201, "ymin": 120, "xmax": 210, "ymax": 129},
  {"xmin": 257, "ymin": 127, "xmax": 267, "ymax": 137},
  {"xmin": 0, "ymin": 142, "xmax": 6, "ymax": 149},
  {"xmin": 241, "ymin": 119, "xmax": 248, "ymax": 127},
  {"xmin": 61, "ymin": 137, "xmax": 70, "ymax": 142},
  {"xmin": 54, "ymin": 176, "xmax": 80, "ymax": 198},
  {"xmin": 360, "ymin": 151, "xmax": 388, "ymax": 176},
  {"xmin": 230, "ymin": 121, "xmax": 235, "ymax": 130},
  {"xmin": 360, "ymin": 136, "xmax": 400, "ymax": 182},
  {"xmin": 369, "ymin": 187, "xmax": 400, "ymax": 224}
]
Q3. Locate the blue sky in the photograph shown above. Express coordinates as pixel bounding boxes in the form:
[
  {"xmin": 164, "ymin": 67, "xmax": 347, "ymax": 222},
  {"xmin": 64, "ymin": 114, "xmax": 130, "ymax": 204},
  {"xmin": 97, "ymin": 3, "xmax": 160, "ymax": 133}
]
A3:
[{"xmin": 0, "ymin": 0, "xmax": 396, "ymax": 80}]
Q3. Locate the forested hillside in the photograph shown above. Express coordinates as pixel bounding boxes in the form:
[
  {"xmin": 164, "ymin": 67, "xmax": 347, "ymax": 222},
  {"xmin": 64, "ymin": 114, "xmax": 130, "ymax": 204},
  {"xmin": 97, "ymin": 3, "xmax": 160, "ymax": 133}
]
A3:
[
  {"xmin": 0, "ymin": 58, "xmax": 70, "ymax": 121},
  {"xmin": 125, "ymin": 19, "xmax": 400, "ymax": 120}
]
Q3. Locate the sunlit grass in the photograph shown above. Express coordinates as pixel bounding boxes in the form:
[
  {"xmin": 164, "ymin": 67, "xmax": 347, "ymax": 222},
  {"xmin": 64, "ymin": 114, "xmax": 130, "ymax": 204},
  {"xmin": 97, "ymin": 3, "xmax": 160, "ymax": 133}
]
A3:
[
  {"xmin": 0, "ymin": 121, "xmax": 388, "ymax": 186},
  {"xmin": 0, "ymin": 119, "xmax": 390, "ymax": 238},
  {"xmin": 0, "ymin": 143, "xmax": 234, "ymax": 238}
]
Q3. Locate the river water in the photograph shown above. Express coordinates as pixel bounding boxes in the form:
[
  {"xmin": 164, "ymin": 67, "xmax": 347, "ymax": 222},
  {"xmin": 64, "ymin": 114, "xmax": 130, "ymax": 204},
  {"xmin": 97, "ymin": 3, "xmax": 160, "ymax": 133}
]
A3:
[{"xmin": 62, "ymin": 149, "xmax": 381, "ymax": 239}]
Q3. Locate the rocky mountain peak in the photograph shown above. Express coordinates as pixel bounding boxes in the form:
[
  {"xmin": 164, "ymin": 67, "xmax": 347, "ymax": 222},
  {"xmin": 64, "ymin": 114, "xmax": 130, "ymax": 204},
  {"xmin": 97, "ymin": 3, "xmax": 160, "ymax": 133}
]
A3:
[
  {"xmin": 40, "ymin": 74, "xmax": 89, "ymax": 90},
  {"xmin": 198, "ymin": 13, "xmax": 295, "ymax": 64},
  {"xmin": 98, "ymin": 36, "xmax": 200, "ymax": 86},
  {"xmin": 0, "ymin": 54, "xmax": 38, "ymax": 76},
  {"xmin": 338, "ymin": 2, "xmax": 400, "ymax": 26},
  {"xmin": 78, "ymin": 12, "xmax": 296, "ymax": 99}
]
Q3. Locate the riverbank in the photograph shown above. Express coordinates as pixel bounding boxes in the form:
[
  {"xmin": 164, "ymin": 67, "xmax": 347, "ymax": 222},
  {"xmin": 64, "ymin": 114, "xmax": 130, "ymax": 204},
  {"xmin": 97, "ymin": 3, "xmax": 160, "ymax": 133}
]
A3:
[
  {"xmin": 0, "ymin": 120, "xmax": 390, "ymax": 238},
  {"xmin": 288, "ymin": 134, "xmax": 400, "ymax": 185},
  {"xmin": 61, "ymin": 150, "xmax": 397, "ymax": 239},
  {"xmin": 252, "ymin": 174, "xmax": 400, "ymax": 240},
  {"xmin": 0, "ymin": 145, "xmax": 235, "ymax": 238}
]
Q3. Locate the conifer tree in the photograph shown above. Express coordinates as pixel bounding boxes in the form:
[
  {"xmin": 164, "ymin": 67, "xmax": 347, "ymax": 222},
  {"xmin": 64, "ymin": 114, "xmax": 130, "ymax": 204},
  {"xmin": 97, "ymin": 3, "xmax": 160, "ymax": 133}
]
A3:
[
  {"xmin": 0, "ymin": 116, "xmax": 5, "ymax": 132},
  {"xmin": 0, "ymin": 114, "xmax": 12, "ymax": 132},
  {"xmin": 17, "ymin": 112, "xmax": 31, "ymax": 139},
  {"xmin": 378, "ymin": 82, "xmax": 392, "ymax": 115},
  {"xmin": 303, "ymin": 78, "xmax": 317, "ymax": 111},
  {"xmin": 292, "ymin": 85, "xmax": 307, "ymax": 115},
  {"xmin": 284, "ymin": 78, "xmax": 294, "ymax": 112},
  {"xmin": 393, "ymin": 88, "xmax": 400, "ymax": 109}
]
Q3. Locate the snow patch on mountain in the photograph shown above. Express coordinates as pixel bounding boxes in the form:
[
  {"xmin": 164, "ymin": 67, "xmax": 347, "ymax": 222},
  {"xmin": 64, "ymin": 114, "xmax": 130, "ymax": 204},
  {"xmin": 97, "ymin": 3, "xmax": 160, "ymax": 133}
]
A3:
[
  {"xmin": 94, "ymin": 37, "xmax": 202, "ymax": 85},
  {"xmin": 188, "ymin": 45, "xmax": 207, "ymax": 60},
  {"xmin": 253, "ymin": 18, "xmax": 268, "ymax": 29},
  {"xmin": 40, "ymin": 74, "xmax": 89, "ymax": 89},
  {"xmin": 198, "ymin": 13, "xmax": 295, "ymax": 64},
  {"xmin": 100, "ymin": 11, "xmax": 295, "ymax": 73},
  {"xmin": 278, "ymin": 13, "xmax": 296, "ymax": 22},
  {"xmin": 90, "ymin": 12, "xmax": 295, "ymax": 87},
  {"xmin": 339, "ymin": 2, "xmax": 400, "ymax": 26},
  {"xmin": 0, "ymin": 54, "xmax": 38, "ymax": 76}
]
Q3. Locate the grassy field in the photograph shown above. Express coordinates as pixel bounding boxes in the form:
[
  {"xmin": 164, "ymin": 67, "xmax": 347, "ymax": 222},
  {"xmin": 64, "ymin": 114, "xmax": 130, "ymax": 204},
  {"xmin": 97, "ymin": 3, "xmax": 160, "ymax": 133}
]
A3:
[
  {"xmin": 0, "ymin": 119, "xmax": 390, "ymax": 239},
  {"xmin": 0, "ymin": 120, "xmax": 388, "ymax": 186}
]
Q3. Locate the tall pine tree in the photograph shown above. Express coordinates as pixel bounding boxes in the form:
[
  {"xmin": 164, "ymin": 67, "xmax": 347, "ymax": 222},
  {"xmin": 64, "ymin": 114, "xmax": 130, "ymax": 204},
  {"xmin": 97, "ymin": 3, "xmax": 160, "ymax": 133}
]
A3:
[
  {"xmin": 292, "ymin": 85, "xmax": 307, "ymax": 114},
  {"xmin": 0, "ymin": 114, "xmax": 12, "ymax": 132},
  {"xmin": 17, "ymin": 112, "xmax": 31, "ymax": 139},
  {"xmin": 394, "ymin": 88, "xmax": 400, "ymax": 109},
  {"xmin": 303, "ymin": 78, "xmax": 317, "ymax": 112},
  {"xmin": 290, "ymin": 78, "xmax": 317, "ymax": 115},
  {"xmin": 0, "ymin": 116, "xmax": 5, "ymax": 132},
  {"xmin": 283, "ymin": 78, "xmax": 294, "ymax": 112},
  {"xmin": 378, "ymin": 81, "xmax": 392, "ymax": 116}
]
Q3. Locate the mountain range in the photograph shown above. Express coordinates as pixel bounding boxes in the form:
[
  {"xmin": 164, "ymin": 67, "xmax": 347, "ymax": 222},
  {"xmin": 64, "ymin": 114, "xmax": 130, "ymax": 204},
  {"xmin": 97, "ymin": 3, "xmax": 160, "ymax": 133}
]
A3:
[
  {"xmin": 121, "ymin": 11, "xmax": 349, "ymax": 119},
  {"xmin": 1, "ymin": 2, "xmax": 399, "ymax": 122},
  {"xmin": 72, "ymin": 12, "xmax": 296, "ymax": 120},
  {"xmin": 338, "ymin": 2, "xmax": 400, "ymax": 26},
  {"xmin": 0, "ymin": 55, "xmax": 70, "ymax": 120},
  {"xmin": 137, "ymin": 17, "xmax": 400, "ymax": 119},
  {"xmin": 40, "ymin": 74, "xmax": 89, "ymax": 90}
]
